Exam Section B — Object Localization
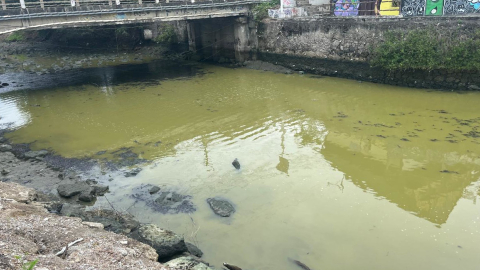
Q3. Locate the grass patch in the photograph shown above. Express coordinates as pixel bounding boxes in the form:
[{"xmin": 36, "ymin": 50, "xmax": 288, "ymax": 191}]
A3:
[
  {"xmin": 370, "ymin": 28, "xmax": 480, "ymax": 71},
  {"xmin": 6, "ymin": 31, "xmax": 25, "ymax": 42}
]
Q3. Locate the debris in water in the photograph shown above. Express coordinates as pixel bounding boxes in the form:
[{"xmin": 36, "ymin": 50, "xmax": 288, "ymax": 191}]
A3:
[
  {"xmin": 232, "ymin": 158, "xmax": 240, "ymax": 170},
  {"xmin": 400, "ymin": 138, "xmax": 410, "ymax": 141},
  {"xmin": 440, "ymin": 170, "xmax": 459, "ymax": 174},
  {"xmin": 289, "ymin": 258, "xmax": 312, "ymax": 270},
  {"xmin": 223, "ymin": 262, "xmax": 242, "ymax": 270}
]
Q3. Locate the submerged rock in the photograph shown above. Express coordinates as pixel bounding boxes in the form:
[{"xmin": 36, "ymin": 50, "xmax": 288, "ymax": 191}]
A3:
[
  {"xmin": 124, "ymin": 167, "xmax": 142, "ymax": 177},
  {"xmin": 186, "ymin": 242, "xmax": 203, "ymax": 258},
  {"xmin": 60, "ymin": 203, "xmax": 86, "ymax": 217},
  {"xmin": 57, "ymin": 181, "xmax": 91, "ymax": 198},
  {"xmin": 132, "ymin": 224, "xmax": 188, "ymax": 261},
  {"xmin": 165, "ymin": 256, "xmax": 213, "ymax": 270},
  {"xmin": 207, "ymin": 198, "xmax": 235, "ymax": 217},
  {"xmin": 130, "ymin": 184, "xmax": 195, "ymax": 214},
  {"xmin": 149, "ymin": 186, "xmax": 161, "ymax": 194},
  {"xmin": 24, "ymin": 150, "xmax": 49, "ymax": 159}
]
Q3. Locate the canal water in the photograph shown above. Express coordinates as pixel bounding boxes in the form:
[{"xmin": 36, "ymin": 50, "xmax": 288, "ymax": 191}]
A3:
[{"xmin": 1, "ymin": 61, "xmax": 480, "ymax": 270}]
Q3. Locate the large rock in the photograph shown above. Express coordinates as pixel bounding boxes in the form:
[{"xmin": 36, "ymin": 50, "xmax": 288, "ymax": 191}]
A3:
[
  {"xmin": 24, "ymin": 150, "xmax": 49, "ymax": 159},
  {"xmin": 0, "ymin": 144, "xmax": 12, "ymax": 152},
  {"xmin": 60, "ymin": 203, "xmax": 85, "ymax": 217},
  {"xmin": 207, "ymin": 198, "xmax": 235, "ymax": 217},
  {"xmin": 57, "ymin": 181, "xmax": 91, "ymax": 198},
  {"xmin": 165, "ymin": 256, "xmax": 213, "ymax": 270},
  {"xmin": 133, "ymin": 224, "xmax": 187, "ymax": 260}
]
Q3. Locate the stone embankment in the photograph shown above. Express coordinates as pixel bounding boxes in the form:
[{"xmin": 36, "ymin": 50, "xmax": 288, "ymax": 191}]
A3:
[{"xmin": 257, "ymin": 16, "xmax": 480, "ymax": 90}]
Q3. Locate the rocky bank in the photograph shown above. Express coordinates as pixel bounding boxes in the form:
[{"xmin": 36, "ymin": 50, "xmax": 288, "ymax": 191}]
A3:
[{"xmin": 0, "ymin": 140, "xmax": 215, "ymax": 269}]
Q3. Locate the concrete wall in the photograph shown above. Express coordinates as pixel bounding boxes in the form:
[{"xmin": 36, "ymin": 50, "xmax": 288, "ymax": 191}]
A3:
[
  {"xmin": 186, "ymin": 16, "xmax": 257, "ymax": 62},
  {"xmin": 257, "ymin": 16, "xmax": 480, "ymax": 90}
]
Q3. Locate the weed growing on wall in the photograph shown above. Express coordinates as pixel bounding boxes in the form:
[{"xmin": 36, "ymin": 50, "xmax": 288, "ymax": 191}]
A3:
[
  {"xmin": 155, "ymin": 24, "xmax": 177, "ymax": 45},
  {"xmin": 371, "ymin": 28, "xmax": 480, "ymax": 71},
  {"xmin": 253, "ymin": 0, "xmax": 280, "ymax": 23},
  {"xmin": 6, "ymin": 31, "xmax": 25, "ymax": 42}
]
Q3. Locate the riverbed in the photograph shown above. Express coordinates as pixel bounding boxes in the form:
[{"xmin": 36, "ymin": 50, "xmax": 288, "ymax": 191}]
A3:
[{"xmin": 1, "ymin": 61, "xmax": 480, "ymax": 270}]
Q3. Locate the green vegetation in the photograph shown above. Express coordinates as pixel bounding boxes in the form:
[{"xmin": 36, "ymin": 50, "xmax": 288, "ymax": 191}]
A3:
[
  {"xmin": 252, "ymin": 0, "xmax": 280, "ymax": 23},
  {"xmin": 14, "ymin": 255, "xmax": 38, "ymax": 270},
  {"xmin": 6, "ymin": 31, "xmax": 25, "ymax": 42},
  {"xmin": 155, "ymin": 24, "xmax": 176, "ymax": 45},
  {"xmin": 371, "ymin": 29, "xmax": 480, "ymax": 71}
]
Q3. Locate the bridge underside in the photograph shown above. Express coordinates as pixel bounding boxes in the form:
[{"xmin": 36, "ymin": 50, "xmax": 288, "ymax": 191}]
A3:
[{"xmin": 0, "ymin": 1, "xmax": 256, "ymax": 34}]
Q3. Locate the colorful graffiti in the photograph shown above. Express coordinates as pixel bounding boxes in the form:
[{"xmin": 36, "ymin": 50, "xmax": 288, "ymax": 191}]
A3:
[
  {"xmin": 334, "ymin": 0, "xmax": 359, "ymax": 16},
  {"xmin": 402, "ymin": 0, "xmax": 480, "ymax": 15},
  {"xmin": 268, "ymin": 7, "xmax": 306, "ymax": 18},
  {"xmin": 333, "ymin": 0, "xmax": 399, "ymax": 16}
]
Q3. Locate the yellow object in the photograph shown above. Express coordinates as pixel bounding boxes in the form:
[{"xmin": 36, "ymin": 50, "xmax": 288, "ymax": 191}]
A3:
[{"xmin": 380, "ymin": 0, "xmax": 400, "ymax": 15}]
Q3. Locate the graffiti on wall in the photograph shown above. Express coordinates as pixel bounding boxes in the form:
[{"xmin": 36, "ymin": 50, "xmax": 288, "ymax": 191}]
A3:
[
  {"xmin": 282, "ymin": 0, "xmax": 296, "ymax": 7},
  {"xmin": 333, "ymin": 0, "xmax": 400, "ymax": 16},
  {"xmin": 402, "ymin": 0, "xmax": 480, "ymax": 15},
  {"xmin": 268, "ymin": 7, "xmax": 306, "ymax": 18},
  {"xmin": 334, "ymin": 0, "xmax": 359, "ymax": 16}
]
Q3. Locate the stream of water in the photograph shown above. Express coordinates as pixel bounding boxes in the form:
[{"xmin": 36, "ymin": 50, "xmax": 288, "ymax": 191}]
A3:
[{"xmin": 1, "ymin": 61, "xmax": 480, "ymax": 270}]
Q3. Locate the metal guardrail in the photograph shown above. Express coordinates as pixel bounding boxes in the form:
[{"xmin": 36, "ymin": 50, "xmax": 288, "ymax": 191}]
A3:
[{"xmin": 0, "ymin": 0, "xmax": 267, "ymax": 20}]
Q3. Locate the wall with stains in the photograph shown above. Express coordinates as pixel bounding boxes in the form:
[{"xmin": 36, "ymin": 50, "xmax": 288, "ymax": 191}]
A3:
[{"xmin": 257, "ymin": 16, "xmax": 480, "ymax": 90}]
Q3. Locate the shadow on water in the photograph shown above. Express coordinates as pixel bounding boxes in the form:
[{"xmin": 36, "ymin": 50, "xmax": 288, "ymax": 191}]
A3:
[{"xmin": 0, "ymin": 60, "xmax": 202, "ymax": 93}]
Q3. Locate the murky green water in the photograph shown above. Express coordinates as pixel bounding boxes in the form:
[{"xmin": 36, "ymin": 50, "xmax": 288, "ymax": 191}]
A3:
[{"xmin": 1, "ymin": 62, "xmax": 480, "ymax": 270}]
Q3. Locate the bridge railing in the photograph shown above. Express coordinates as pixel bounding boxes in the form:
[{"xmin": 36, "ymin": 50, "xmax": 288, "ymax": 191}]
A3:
[{"xmin": 1, "ymin": 0, "xmax": 244, "ymax": 10}]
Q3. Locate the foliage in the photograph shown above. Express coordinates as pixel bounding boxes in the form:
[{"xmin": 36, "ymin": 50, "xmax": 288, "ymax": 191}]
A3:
[
  {"xmin": 155, "ymin": 24, "xmax": 177, "ymax": 45},
  {"xmin": 115, "ymin": 26, "xmax": 130, "ymax": 38},
  {"xmin": 370, "ymin": 28, "xmax": 480, "ymax": 71},
  {"xmin": 6, "ymin": 31, "xmax": 25, "ymax": 42},
  {"xmin": 22, "ymin": 260, "xmax": 38, "ymax": 270},
  {"xmin": 14, "ymin": 255, "xmax": 38, "ymax": 270},
  {"xmin": 252, "ymin": 0, "xmax": 280, "ymax": 23}
]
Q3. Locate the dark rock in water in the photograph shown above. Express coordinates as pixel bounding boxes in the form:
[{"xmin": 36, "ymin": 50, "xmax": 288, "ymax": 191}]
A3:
[
  {"xmin": 124, "ymin": 167, "xmax": 142, "ymax": 177},
  {"xmin": 130, "ymin": 184, "xmax": 196, "ymax": 214},
  {"xmin": 186, "ymin": 242, "xmax": 203, "ymax": 258},
  {"xmin": 92, "ymin": 184, "xmax": 109, "ymax": 195},
  {"xmin": 1, "ymin": 169, "xmax": 9, "ymax": 176},
  {"xmin": 60, "ymin": 203, "xmax": 86, "ymax": 217},
  {"xmin": 0, "ymin": 144, "xmax": 12, "ymax": 152},
  {"xmin": 1, "ymin": 83, "xmax": 8, "ymax": 86},
  {"xmin": 131, "ymin": 224, "xmax": 188, "ymax": 261},
  {"xmin": 207, "ymin": 198, "xmax": 235, "ymax": 217},
  {"xmin": 232, "ymin": 158, "xmax": 240, "ymax": 170},
  {"xmin": 0, "ymin": 137, "xmax": 6, "ymax": 143},
  {"xmin": 24, "ymin": 150, "xmax": 49, "ymax": 159},
  {"xmin": 78, "ymin": 189, "xmax": 95, "ymax": 202},
  {"xmin": 86, "ymin": 179, "xmax": 98, "ymax": 185},
  {"xmin": 223, "ymin": 262, "xmax": 242, "ymax": 270},
  {"xmin": 149, "ymin": 185, "xmax": 161, "ymax": 194},
  {"xmin": 57, "ymin": 181, "xmax": 91, "ymax": 198}
]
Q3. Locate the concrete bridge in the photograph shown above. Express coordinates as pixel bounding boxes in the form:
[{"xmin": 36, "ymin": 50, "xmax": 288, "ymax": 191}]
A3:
[
  {"xmin": 0, "ymin": 0, "xmax": 264, "ymax": 34},
  {"xmin": 0, "ymin": 0, "xmax": 266, "ymax": 62}
]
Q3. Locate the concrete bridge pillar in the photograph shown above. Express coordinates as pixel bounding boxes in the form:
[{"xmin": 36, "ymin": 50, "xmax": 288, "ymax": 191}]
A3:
[
  {"xmin": 233, "ymin": 17, "xmax": 249, "ymax": 63},
  {"xmin": 187, "ymin": 21, "xmax": 197, "ymax": 53}
]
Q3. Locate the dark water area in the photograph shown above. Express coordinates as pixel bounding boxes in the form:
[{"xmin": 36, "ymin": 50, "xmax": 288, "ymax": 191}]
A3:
[{"xmin": 0, "ymin": 60, "xmax": 201, "ymax": 94}]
